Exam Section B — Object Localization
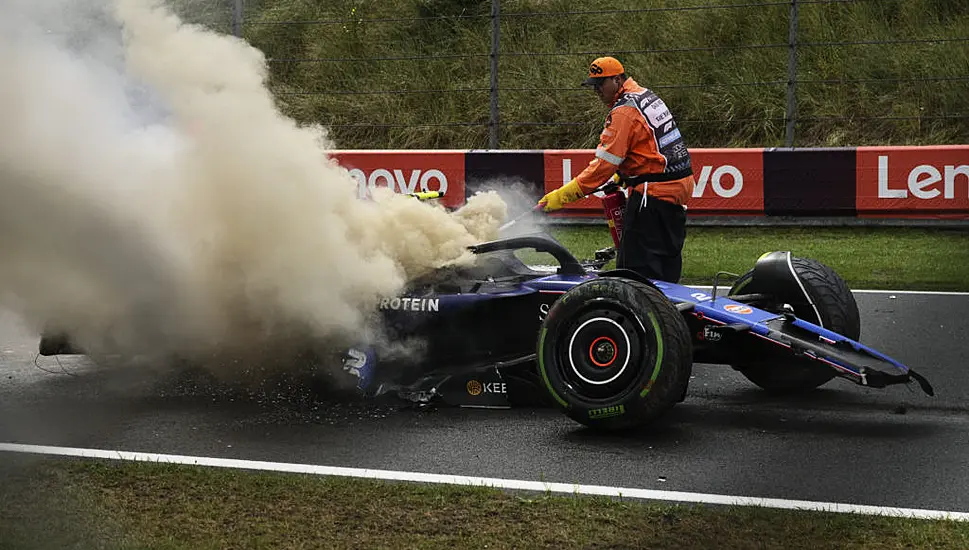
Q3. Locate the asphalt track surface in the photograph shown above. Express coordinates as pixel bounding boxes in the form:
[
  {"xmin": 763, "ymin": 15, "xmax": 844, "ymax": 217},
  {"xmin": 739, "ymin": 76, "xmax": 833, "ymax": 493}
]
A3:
[{"xmin": 1, "ymin": 291, "xmax": 968, "ymax": 513}]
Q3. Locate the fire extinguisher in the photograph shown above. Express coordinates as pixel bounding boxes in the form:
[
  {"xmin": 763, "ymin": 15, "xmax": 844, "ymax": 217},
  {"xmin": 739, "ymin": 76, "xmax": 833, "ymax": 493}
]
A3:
[{"xmin": 599, "ymin": 182, "xmax": 627, "ymax": 249}]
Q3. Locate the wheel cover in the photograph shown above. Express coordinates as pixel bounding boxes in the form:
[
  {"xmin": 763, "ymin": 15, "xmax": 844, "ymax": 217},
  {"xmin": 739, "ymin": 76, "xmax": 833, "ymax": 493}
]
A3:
[
  {"xmin": 568, "ymin": 317, "xmax": 630, "ymax": 384},
  {"xmin": 557, "ymin": 301, "xmax": 648, "ymax": 400}
]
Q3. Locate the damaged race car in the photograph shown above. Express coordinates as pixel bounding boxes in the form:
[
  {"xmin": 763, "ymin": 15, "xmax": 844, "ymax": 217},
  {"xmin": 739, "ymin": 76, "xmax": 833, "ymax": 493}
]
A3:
[
  {"xmin": 37, "ymin": 186, "xmax": 935, "ymax": 432},
  {"xmin": 330, "ymin": 182, "xmax": 935, "ymax": 431}
]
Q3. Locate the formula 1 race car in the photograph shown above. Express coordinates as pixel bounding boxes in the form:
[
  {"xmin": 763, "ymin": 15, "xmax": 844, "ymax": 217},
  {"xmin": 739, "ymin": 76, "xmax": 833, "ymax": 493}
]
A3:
[
  {"xmin": 37, "ymin": 186, "xmax": 935, "ymax": 432},
  {"xmin": 330, "ymin": 184, "xmax": 935, "ymax": 431}
]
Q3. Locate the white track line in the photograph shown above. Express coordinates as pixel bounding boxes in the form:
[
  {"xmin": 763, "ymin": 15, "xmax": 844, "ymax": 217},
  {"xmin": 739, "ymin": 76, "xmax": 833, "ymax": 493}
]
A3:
[
  {"xmin": 688, "ymin": 286, "xmax": 969, "ymax": 297},
  {"xmin": 2, "ymin": 443, "xmax": 967, "ymax": 522},
  {"xmin": 850, "ymin": 289, "xmax": 969, "ymax": 296}
]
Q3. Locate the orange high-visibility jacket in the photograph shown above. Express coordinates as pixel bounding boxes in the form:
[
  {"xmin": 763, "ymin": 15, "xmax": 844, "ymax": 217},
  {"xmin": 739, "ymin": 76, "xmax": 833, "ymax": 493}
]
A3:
[{"xmin": 573, "ymin": 78, "xmax": 695, "ymax": 206}]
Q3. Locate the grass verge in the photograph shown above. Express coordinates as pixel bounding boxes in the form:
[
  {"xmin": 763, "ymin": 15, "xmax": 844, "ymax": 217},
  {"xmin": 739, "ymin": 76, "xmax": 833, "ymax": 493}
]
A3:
[
  {"xmin": 1, "ymin": 457, "xmax": 968, "ymax": 550},
  {"xmin": 546, "ymin": 225, "xmax": 969, "ymax": 291}
]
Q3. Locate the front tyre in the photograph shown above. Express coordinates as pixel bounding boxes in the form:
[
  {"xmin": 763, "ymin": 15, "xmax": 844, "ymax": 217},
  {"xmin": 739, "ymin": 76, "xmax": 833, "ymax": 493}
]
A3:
[
  {"xmin": 537, "ymin": 278, "xmax": 692, "ymax": 432},
  {"xmin": 728, "ymin": 254, "xmax": 861, "ymax": 393}
]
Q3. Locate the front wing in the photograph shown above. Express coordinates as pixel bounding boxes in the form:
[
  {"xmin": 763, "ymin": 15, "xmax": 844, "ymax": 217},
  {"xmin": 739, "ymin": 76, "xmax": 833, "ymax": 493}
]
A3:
[{"xmin": 654, "ymin": 280, "xmax": 934, "ymax": 396}]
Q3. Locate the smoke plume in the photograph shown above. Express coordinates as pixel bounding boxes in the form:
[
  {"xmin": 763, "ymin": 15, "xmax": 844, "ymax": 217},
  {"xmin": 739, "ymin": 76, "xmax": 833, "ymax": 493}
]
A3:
[{"xmin": 0, "ymin": 0, "xmax": 508, "ymax": 371}]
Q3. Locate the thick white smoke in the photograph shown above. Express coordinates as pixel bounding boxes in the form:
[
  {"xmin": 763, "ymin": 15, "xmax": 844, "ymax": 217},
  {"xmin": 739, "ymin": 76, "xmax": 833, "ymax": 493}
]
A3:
[{"xmin": 0, "ymin": 0, "xmax": 507, "ymax": 370}]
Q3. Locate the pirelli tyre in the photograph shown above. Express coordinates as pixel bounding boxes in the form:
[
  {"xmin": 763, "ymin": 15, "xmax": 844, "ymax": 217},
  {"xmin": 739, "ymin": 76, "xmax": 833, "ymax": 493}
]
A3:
[
  {"xmin": 537, "ymin": 277, "xmax": 693, "ymax": 432},
  {"xmin": 728, "ymin": 254, "xmax": 861, "ymax": 394}
]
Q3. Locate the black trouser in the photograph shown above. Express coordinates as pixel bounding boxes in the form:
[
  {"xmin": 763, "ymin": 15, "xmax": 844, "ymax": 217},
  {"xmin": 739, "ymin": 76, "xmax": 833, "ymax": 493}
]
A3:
[{"xmin": 615, "ymin": 190, "xmax": 687, "ymax": 283}]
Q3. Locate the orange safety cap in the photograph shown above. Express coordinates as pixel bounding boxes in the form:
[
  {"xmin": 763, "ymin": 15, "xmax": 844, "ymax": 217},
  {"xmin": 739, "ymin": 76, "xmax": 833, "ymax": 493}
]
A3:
[{"xmin": 582, "ymin": 56, "xmax": 625, "ymax": 86}]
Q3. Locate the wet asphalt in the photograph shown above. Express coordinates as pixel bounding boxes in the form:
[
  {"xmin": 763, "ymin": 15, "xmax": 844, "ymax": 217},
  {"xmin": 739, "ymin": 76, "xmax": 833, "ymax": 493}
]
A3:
[{"xmin": 1, "ymin": 291, "xmax": 968, "ymax": 512}]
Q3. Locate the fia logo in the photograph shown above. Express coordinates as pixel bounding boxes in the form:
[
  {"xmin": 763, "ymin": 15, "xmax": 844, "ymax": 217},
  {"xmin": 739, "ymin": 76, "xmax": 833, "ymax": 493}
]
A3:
[{"xmin": 702, "ymin": 326, "xmax": 723, "ymax": 342}]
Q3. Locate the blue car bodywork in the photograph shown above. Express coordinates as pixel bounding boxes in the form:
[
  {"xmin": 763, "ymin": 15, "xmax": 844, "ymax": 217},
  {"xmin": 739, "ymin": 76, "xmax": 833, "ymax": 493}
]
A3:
[{"xmin": 340, "ymin": 234, "xmax": 934, "ymax": 409}]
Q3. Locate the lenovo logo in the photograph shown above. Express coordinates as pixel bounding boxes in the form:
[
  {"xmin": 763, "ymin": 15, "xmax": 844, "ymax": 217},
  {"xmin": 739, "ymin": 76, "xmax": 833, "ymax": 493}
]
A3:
[
  {"xmin": 877, "ymin": 155, "xmax": 969, "ymax": 200},
  {"xmin": 856, "ymin": 146, "xmax": 969, "ymax": 216},
  {"xmin": 329, "ymin": 151, "xmax": 466, "ymax": 209},
  {"xmin": 560, "ymin": 159, "xmax": 745, "ymax": 199},
  {"xmin": 546, "ymin": 149, "xmax": 764, "ymax": 215},
  {"xmin": 348, "ymin": 168, "xmax": 449, "ymax": 199},
  {"xmin": 692, "ymin": 165, "xmax": 743, "ymax": 199}
]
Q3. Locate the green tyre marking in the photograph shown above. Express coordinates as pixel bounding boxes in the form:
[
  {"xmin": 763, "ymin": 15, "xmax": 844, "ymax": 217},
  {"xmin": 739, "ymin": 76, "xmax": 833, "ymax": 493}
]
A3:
[
  {"xmin": 640, "ymin": 311, "xmax": 665, "ymax": 398},
  {"xmin": 537, "ymin": 327, "xmax": 569, "ymax": 409}
]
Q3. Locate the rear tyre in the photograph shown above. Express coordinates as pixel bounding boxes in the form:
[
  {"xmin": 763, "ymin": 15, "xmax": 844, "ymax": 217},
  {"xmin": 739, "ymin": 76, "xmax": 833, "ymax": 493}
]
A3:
[
  {"xmin": 728, "ymin": 255, "xmax": 860, "ymax": 394},
  {"xmin": 537, "ymin": 278, "xmax": 692, "ymax": 431}
]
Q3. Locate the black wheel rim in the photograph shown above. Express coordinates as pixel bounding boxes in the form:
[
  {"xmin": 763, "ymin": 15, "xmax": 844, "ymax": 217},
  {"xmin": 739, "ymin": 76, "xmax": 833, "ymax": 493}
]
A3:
[{"xmin": 555, "ymin": 300, "xmax": 648, "ymax": 401}]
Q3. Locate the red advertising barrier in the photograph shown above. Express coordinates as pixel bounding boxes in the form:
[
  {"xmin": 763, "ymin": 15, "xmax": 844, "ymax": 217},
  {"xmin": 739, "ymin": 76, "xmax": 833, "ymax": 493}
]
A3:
[
  {"xmin": 542, "ymin": 149, "xmax": 604, "ymax": 215},
  {"xmin": 543, "ymin": 148, "xmax": 764, "ymax": 216},
  {"xmin": 324, "ymin": 146, "xmax": 969, "ymax": 220},
  {"xmin": 330, "ymin": 150, "xmax": 466, "ymax": 209},
  {"xmin": 685, "ymin": 148, "xmax": 764, "ymax": 216},
  {"xmin": 856, "ymin": 145, "xmax": 969, "ymax": 218}
]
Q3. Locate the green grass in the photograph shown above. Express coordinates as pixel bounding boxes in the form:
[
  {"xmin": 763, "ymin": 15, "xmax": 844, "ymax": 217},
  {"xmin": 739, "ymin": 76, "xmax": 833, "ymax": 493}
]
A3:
[
  {"xmin": 546, "ymin": 225, "xmax": 969, "ymax": 291},
  {"xmin": 2, "ymin": 458, "xmax": 968, "ymax": 550},
  {"xmin": 221, "ymin": 0, "xmax": 969, "ymax": 149}
]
